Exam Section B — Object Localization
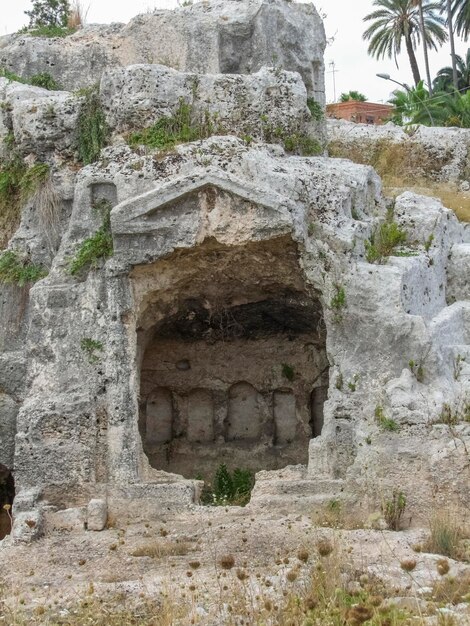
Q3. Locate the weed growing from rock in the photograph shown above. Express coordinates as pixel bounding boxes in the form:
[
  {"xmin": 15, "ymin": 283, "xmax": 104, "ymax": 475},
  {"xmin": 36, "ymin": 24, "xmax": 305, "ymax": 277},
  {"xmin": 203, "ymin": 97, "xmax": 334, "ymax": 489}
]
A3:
[
  {"xmin": 330, "ymin": 283, "xmax": 346, "ymax": 321},
  {"xmin": 76, "ymin": 86, "xmax": 108, "ymax": 164},
  {"xmin": 382, "ymin": 489, "xmax": 407, "ymax": 531},
  {"xmin": 29, "ymin": 72, "xmax": 60, "ymax": 90},
  {"xmin": 307, "ymin": 97, "xmax": 324, "ymax": 121},
  {"xmin": 128, "ymin": 98, "xmax": 215, "ymax": 151},
  {"xmin": 80, "ymin": 338, "xmax": 103, "ymax": 364},
  {"xmin": 69, "ymin": 202, "xmax": 113, "ymax": 275},
  {"xmin": 424, "ymin": 513, "xmax": 467, "ymax": 560},
  {"xmin": 365, "ymin": 221, "xmax": 407, "ymax": 264},
  {"xmin": 0, "ymin": 157, "xmax": 27, "ymax": 246},
  {"xmin": 375, "ymin": 405, "xmax": 399, "ymax": 432},
  {"xmin": 0, "ymin": 250, "xmax": 47, "ymax": 286}
]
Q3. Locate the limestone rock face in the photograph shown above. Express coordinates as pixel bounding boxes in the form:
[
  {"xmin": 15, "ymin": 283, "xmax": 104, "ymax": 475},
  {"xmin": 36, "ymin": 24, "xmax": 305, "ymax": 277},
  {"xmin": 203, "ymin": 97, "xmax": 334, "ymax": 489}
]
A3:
[
  {"xmin": 0, "ymin": 1, "xmax": 468, "ymax": 540},
  {"xmin": 0, "ymin": 0, "xmax": 326, "ymax": 100},
  {"xmin": 0, "ymin": 66, "xmax": 319, "ymax": 164},
  {"xmin": 328, "ymin": 119, "xmax": 470, "ymax": 184},
  {"xmin": 101, "ymin": 65, "xmax": 312, "ymax": 138}
]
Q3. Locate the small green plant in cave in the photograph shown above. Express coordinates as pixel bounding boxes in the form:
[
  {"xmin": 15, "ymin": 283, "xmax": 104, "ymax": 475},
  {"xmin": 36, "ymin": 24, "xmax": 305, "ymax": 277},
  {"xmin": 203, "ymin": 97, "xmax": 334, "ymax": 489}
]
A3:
[
  {"xmin": 80, "ymin": 337, "xmax": 103, "ymax": 363},
  {"xmin": 0, "ymin": 250, "xmax": 47, "ymax": 286},
  {"xmin": 199, "ymin": 464, "xmax": 254, "ymax": 506},
  {"xmin": 375, "ymin": 405, "xmax": 399, "ymax": 432},
  {"xmin": 281, "ymin": 363, "xmax": 295, "ymax": 382},
  {"xmin": 76, "ymin": 85, "xmax": 109, "ymax": 165},
  {"xmin": 69, "ymin": 202, "xmax": 113, "ymax": 276}
]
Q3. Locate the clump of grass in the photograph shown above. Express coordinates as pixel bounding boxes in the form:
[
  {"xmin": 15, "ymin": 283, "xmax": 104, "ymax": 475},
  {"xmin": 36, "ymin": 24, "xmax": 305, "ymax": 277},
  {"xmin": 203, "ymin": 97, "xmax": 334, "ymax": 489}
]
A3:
[
  {"xmin": 0, "ymin": 250, "xmax": 47, "ymax": 286},
  {"xmin": 131, "ymin": 540, "xmax": 190, "ymax": 559},
  {"xmin": 69, "ymin": 204, "xmax": 113, "ymax": 276},
  {"xmin": 20, "ymin": 24, "xmax": 77, "ymax": 38},
  {"xmin": 0, "ymin": 157, "xmax": 27, "ymax": 246},
  {"xmin": 307, "ymin": 97, "xmax": 324, "ymax": 121},
  {"xmin": 128, "ymin": 99, "xmax": 213, "ymax": 151},
  {"xmin": 76, "ymin": 86, "xmax": 109, "ymax": 165},
  {"xmin": 0, "ymin": 67, "xmax": 59, "ymax": 90},
  {"xmin": 382, "ymin": 490, "xmax": 407, "ymax": 531},
  {"xmin": 0, "ymin": 67, "xmax": 25, "ymax": 83},
  {"xmin": 365, "ymin": 221, "xmax": 407, "ymax": 264},
  {"xmin": 29, "ymin": 72, "xmax": 60, "ymax": 90},
  {"xmin": 330, "ymin": 283, "xmax": 346, "ymax": 321},
  {"xmin": 199, "ymin": 463, "xmax": 254, "ymax": 506},
  {"xmin": 423, "ymin": 513, "xmax": 467, "ymax": 560},
  {"xmin": 432, "ymin": 571, "xmax": 470, "ymax": 604},
  {"xmin": 282, "ymin": 133, "xmax": 322, "ymax": 156},
  {"xmin": 375, "ymin": 405, "xmax": 399, "ymax": 432},
  {"xmin": 19, "ymin": 162, "xmax": 50, "ymax": 202},
  {"xmin": 68, "ymin": 0, "xmax": 88, "ymax": 30}
]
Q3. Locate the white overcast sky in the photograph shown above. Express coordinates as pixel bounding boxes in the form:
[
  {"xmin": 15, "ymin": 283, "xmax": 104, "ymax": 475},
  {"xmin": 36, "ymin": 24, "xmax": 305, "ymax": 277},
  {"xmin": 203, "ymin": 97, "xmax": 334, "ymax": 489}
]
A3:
[{"xmin": 1, "ymin": 0, "xmax": 468, "ymax": 103}]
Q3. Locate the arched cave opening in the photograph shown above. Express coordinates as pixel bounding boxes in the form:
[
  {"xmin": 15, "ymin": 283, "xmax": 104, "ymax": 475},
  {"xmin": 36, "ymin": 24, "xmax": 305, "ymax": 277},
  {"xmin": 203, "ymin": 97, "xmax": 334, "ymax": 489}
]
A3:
[
  {"xmin": 0, "ymin": 464, "xmax": 15, "ymax": 540},
  {"xmin": 135, "ymin": 239, "xmax": 329, "ymax": 481}
]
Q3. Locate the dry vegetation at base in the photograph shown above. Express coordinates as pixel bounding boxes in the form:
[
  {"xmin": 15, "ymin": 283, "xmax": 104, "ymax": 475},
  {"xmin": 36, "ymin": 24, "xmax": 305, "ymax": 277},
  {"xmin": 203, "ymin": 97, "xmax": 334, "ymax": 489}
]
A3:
[
  {"xmin": 1, "ymin": 507, "xmax": 470, "ymax": 626},
  {"xmin": 389, "ymin": 184, "xmax": 470, "ymax": 224},
  {"xmin": 328, "ymin": 140, "xmax": 470, "ymax": 223}
]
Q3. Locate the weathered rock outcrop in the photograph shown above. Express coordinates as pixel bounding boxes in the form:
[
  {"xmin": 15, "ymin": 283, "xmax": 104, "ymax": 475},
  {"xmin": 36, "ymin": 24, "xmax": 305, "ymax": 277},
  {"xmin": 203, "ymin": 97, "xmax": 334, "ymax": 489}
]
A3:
[
  {"xmin": 0, "ymin": 0, "xmax": 326, "ymax": 100},
  {"xmin": 328, "ymin": 119, "xmax": 470, "ymax": 185},
  {"xmin": 0, "ymin": 0, "xmax": 469, "ymax": 542}
]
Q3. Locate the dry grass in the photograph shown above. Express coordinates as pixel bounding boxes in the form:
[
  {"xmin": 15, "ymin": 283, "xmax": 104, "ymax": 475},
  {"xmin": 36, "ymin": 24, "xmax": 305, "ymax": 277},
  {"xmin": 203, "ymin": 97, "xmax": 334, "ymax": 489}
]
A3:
[
  {"xmin": 0, "ymin": 593, "xmax": 187, "ymax": 625},
  {"xmin": 385, "ymin": 182, "xmax": 470, "ymax": 223},
  {"xmin": 130, "ymin": 539, "xmax": 191, "ymax": 559},
  {"xmin": 67, "ymin": 0, "xmax": 89, "ymax": 30},
  {"xmin": 422, "ymin": 512, "xmax": 469, "ymax": 561},
  {"xmin": 328, "ymin": 138, "xmax": 470, "ymax": 223},
  {"xmin": 33, "ymin": 173, "xmax": 62, "ymax": 253},
  {"xmin": 432, "ymin": 571, "xmax": 470, "ymax": 605},
  {"xmin": 328, "ymin": 138, "xmax": 450, "ymax": 185}
]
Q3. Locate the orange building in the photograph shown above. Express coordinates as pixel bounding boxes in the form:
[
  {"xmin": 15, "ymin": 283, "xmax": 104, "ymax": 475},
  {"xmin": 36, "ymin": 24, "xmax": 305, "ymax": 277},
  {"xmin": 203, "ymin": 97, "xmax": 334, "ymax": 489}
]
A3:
[{"xmin": 326, "ymin": 101, "xmax": 394, "ymax": 125}]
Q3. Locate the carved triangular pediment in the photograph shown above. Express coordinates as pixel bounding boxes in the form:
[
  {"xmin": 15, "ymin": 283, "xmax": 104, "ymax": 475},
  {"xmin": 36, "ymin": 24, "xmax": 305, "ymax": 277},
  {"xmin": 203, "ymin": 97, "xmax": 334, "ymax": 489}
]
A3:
[{"xmin": 110, "ymin": 170, "xmax": 296, "ymax": 266}]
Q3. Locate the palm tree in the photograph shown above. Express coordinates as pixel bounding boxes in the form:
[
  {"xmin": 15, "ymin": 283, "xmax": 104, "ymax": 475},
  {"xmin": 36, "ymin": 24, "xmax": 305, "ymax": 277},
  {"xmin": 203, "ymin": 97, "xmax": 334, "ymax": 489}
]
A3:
[
  {"xmin": 412, "ymin": 1, "xmax": 434, "ymax": 94},
  {"xmin": 451, "ymin": 0, "xmax": 470, "ymax": 38},
  {"xmin": 442, "ymin": 0, "xmax": 459, "ymax": 90},
  {"xmin": 433, "ymin": 48, "xmax": 470, "ymax": 92},
  {"xmin": 363, "ymin": 0, "xmax": 447, "ymax": 87}
]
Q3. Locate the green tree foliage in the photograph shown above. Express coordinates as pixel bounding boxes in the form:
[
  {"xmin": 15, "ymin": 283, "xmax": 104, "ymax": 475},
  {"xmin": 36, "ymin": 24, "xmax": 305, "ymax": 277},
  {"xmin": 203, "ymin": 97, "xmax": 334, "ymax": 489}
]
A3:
[
  {"xmin": 389, "ymin": 80, "xmax": 470, "ymax": 127},
  {"xmin": 340, "ymin": 91, "xmax": 367, "ymax": 102},
  {"xmin": 363, "ymin": 0, "xmax": 447, "ymax": 86},
  {"xmin": 25, "ymin": 0, "xmax": 70, "ymax": 28},
  {"xmin": 433, "ymin": 48, "xmax": 470, "ymax": 93},
  {"xmin": 451, "ymin": 0, "xmax": 470, "ymax": 38}
]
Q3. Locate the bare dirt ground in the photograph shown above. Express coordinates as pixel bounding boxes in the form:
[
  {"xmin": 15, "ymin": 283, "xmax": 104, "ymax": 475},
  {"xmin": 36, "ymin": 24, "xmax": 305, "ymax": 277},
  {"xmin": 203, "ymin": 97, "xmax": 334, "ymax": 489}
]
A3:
[{"xmin": 1, "ymin": 505, "xmax": 470, "ymax": 625}]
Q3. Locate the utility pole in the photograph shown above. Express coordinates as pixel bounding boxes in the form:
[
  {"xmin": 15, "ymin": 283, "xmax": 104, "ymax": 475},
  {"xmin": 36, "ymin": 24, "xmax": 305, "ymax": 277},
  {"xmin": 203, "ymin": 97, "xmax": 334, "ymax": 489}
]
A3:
[{"xmin": 329, "ymin": 61, "xmax": 338, "ymax": 102}]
